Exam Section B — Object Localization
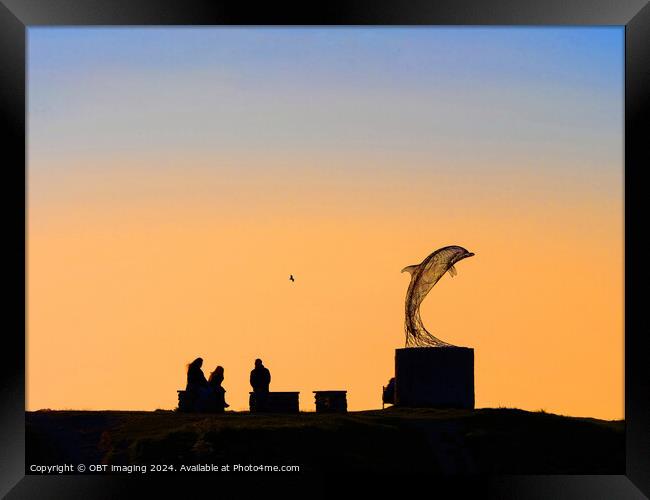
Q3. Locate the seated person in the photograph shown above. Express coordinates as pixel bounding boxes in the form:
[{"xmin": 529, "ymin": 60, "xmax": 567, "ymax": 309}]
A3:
[
  {"xmin": 208, "ymin": 365, "xmax": 229, "ymax": 412},
  {"xmin": 383, "ymin": 377, "xmax": 396, "ymax": 406},
  {"xmin": 185, "ymin": 357, "xmax": 211, "ymax": 412},
  {"xmin": 250, "ymin": 358, "xmax": 271, "ymax": 393}
]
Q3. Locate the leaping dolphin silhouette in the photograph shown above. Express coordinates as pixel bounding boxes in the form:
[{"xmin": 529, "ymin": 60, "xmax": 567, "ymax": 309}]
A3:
[{"xmin": 402, "ymin": 245, "xmax": 475, "ymax": 347}]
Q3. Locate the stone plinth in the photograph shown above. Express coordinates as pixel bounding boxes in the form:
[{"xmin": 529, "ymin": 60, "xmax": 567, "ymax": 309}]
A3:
[
  {"xmin": 249, "ymin": 392, "xmax": 300, "ymax": 413},
  {"xmin": 313, "ymin": 391, "xmax": 347, "ymax": 413},
  {"xmin": 177, "ymin": 390, "xmax": 191, "ymax": 412},
  {"xmin": 395, "ymin": 347, "xmax": 474, "ymax": 409}
]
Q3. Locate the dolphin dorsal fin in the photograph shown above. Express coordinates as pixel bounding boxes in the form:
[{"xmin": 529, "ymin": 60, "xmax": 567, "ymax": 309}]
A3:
[{"xmin": 401, "ymin": 264, "xmax": 420, "ymax": 275}]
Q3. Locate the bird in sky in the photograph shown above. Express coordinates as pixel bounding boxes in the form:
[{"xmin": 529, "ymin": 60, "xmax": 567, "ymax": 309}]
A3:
[{"xmin": 289, "ymin": 275, "xmax": 295, "ymax": 282}]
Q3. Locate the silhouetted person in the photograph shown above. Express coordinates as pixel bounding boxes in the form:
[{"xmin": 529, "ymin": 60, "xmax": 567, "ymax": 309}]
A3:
[
  {"xmin": 383, "ymin": 377, "xmax": 395, "ymax": 407},
  {"xmin": 289, "ymin": 275, "xmax": 295, "ymax": 282},
  {"xmin": 186, "ymin": 357, "xmax": 208, "ymax": 390},
  {"xmin": 250, "ymin": 358, "xmax": 271, "ymax": 393},
  {"xmin": 186, "ymin": 357, "xmax": 209, "ymax": 412},
  {"xmin": 208, "ymin": 365, "xmax": 229, "ymax": 412}
]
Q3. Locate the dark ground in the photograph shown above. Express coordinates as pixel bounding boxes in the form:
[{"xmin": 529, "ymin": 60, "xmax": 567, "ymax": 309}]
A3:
[{"xmin": 26, "ymin": 407, "xmax": 624, "ymax": 475}]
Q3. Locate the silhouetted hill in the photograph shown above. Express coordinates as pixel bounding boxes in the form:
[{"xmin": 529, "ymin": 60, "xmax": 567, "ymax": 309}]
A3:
[{"xmin": 26, "ymin": 407, "xmax": 623, "ymax": 475}]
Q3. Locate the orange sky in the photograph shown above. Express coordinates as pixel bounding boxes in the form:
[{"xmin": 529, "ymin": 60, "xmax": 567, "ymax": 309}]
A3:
[
  {"xmin": 27, "ymin": 151, "xmax": 623, "ymax": 419},
  {"xmin": 27, "ymin": 28, "xmax": 623, "ymax": 419}
]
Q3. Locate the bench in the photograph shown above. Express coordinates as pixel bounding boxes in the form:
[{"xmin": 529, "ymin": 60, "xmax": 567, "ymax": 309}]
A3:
[
  {"xmin": 177, "ymin": 390, "xmax": 192, "ymax": 412},
  {"xmin": 177, "ymin": 390, "xmax": 225, "ymax": 413}
]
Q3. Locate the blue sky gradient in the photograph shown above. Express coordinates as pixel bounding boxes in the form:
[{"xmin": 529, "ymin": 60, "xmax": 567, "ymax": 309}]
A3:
[{"xmin": 29, "ymin": 28, "xmax": 623, "ymax": 171}]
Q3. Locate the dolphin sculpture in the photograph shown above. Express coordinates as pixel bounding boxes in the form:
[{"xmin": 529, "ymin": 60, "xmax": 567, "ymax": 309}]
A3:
[{"xmin": 402, "ymin": 245, "xmax": 475, "ymax": 347}]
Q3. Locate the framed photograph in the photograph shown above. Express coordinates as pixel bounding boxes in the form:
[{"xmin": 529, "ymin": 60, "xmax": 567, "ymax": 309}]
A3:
[{"xmin": 2, "ymin": 0, "xmax": 648, "ymax": 497}]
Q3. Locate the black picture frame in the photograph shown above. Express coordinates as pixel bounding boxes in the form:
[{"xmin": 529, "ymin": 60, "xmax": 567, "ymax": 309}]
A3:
[{"xmin": 1, "ymin": 0, "xmax": 648, "ymax": 497}]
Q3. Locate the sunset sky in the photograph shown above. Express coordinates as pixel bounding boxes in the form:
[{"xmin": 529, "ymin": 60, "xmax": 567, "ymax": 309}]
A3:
[{"xmin": 27, "ymin": 27, "xmax": 623, "ymax": 419}]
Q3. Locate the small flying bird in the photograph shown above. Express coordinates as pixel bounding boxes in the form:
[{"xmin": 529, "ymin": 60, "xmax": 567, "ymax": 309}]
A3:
[{"xmin": 289, "ymin": 274, "xmax": 295, "ymax": 282}]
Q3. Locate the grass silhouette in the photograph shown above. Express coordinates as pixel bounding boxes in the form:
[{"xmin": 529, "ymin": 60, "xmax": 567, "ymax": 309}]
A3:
[{"xmin": 26, "ymin": 407, "xmax": 623, "ymax": 474}]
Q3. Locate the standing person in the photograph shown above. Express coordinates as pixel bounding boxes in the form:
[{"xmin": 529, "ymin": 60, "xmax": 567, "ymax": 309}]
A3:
[
  {"xmin": 250, "ymin": 358, "xmax": 271, "ymax": 393},
  {"xmin": 186, "ymin": 357, "xmax": 209, "ymax": 411},
  {"xmin": 208, "ymin": 365, "xmax": 229, "ymax": 412}
]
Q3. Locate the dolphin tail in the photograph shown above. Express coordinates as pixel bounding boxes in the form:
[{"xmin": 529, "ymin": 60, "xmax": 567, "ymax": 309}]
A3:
[{"xmin": 401, "ymin": 264, "xmax": 420, "ymax": 275}]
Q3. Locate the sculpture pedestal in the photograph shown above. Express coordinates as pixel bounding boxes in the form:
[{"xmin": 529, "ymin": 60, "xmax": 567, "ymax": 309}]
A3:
[{"xmin": 395, "ymin": 347, "xmax": 474, "ymax": 409}]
